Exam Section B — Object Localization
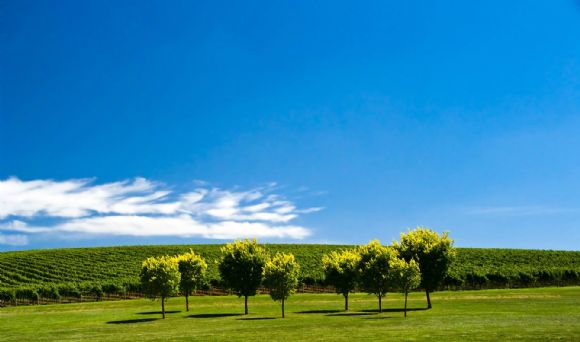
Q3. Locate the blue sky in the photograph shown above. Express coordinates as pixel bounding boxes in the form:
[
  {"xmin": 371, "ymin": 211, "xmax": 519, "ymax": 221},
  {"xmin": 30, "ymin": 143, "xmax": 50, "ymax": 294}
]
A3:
[{"xmin": 1, "ymin": 1, "xmax": 580, "ymax": 251}]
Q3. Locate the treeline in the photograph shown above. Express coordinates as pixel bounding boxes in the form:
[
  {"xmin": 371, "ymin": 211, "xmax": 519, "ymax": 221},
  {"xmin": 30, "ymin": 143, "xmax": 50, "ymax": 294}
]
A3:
[
  {"xmin": 139, "ymin": 228, "xmax": 452, "ymax": 318},
  {"xmin": 1, "ymin": 239, "xmax": 579, "ymax": 307}
]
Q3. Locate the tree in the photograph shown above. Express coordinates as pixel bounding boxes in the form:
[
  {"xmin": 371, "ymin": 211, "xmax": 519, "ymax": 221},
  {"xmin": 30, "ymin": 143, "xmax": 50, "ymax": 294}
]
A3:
[
  {"xmin": 88, "ymin": 284, "xmax": 104, "ymax": 302},
  {"xmin": 394, "ymin": 227, "xmax": 456, "ymax": 309},
  {"xmin": 218, "ymin": 239, "xmax": 269, "ymax": 315},
  {"xmin": 0, "ymin": 289, "xmax": 16, "ymax": 306},
  {"xmin": 322, "ymin": 249, "xmax": 360, "ymax": 311},
  {"xmin": 140, "ymin": 256, "xmax": 181, "ymax": 319},
  {"xmin": 263, "ymin": 253, "xmax": 300, "ymax": 318},
  {"xmin": 39, "ymin": 285, "xmax": 60, "ymax": 303},
  {"xmin": 389, "ymin": 258, "xmax": 421, "ymax": 318},
  {"xmin": 357, "ymin": 240, "xmax": 398, "ymax": 312},
  {"xmin": 175, "ymin": 250, "xmax": 208, "ymax": 312}
]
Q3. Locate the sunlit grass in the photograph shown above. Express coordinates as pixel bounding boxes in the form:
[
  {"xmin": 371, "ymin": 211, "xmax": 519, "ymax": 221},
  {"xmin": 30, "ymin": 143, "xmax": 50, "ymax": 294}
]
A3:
[{"xmin": 1, "ymin": 287, "xmax": 579, "ymax": 341}]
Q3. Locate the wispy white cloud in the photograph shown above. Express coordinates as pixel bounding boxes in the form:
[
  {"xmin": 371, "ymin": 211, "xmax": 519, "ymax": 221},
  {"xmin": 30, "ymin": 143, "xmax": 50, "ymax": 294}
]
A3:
[
  {"xmin": 3, "ymin": 216, "xmax": 310, "ymax": 240},
  {"xmin": 0, "ymin": 177, "xmax": 321, "ymax": 244},
  {"xmin": 0, "ymin": 177, "xmax": 178, "ymax": 218}
]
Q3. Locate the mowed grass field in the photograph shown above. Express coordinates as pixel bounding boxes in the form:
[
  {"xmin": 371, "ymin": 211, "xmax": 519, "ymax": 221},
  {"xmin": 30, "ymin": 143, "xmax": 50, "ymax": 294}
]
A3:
[{"xmin": 1, "ymin": 287, "xmax": 579, "ymax": 341}]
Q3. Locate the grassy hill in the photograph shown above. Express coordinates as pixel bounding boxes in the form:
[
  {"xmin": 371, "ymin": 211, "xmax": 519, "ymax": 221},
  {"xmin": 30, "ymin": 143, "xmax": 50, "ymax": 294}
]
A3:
[{"xmin": 0, "ymin": 244, "xmax": 579, "ymax": 294}]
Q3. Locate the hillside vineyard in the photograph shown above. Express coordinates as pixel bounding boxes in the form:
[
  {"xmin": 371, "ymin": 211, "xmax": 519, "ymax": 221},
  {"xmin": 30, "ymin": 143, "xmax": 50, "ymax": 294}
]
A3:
[{"xmin": 0, "ymin": 244, "xmax": 579, "ymax": 306}]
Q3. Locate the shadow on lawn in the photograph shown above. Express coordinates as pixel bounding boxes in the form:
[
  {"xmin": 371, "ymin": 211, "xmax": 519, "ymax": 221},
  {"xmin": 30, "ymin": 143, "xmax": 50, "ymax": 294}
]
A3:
[
  {"xmin": 326, "ymin": 312, "xmax": 375, "ymax": 317},
  {"xmin": 237, "ymin": 317, "xmax": 276, "ymax": 321},
  {"xmin": 361, "ymin": 308, "xmax": 428, "ymax": 313},
  {"xmin": 107, "ymin": 318, "xmax": 159, "ymax": 324},
  {"xmin": 137, "ymin": 310, "xmax": 181, "ymax": 315},
  {"xmin": 363, "ymin": 316, "xmax": 395, "ymax": 320},
  {"xmin": 294, "ymin": 309, "xmax": 341, "ymax": 314},
  {"xmin": 187, "ymin": 313, "xmax": 242, "ymax": 319}
]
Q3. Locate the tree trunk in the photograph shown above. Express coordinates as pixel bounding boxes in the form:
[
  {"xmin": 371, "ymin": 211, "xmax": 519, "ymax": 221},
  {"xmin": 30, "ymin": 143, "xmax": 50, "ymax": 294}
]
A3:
[
  {"xmin": 344, "ymin": 293, "xmax": 348, "ymax": 311},
  {"xmin": 186, "ymin": 294, "xmax": 189, "ymax": 312},
  {"xmin": 404, "ymin": 290, "xmax": 408, "ymax": 318},
  {"xmin": 161, "ymin": 296, "xmax": 166, "ymax": 319},
  {"xmin": 282, "ymin": 297, "xmax": 285, "ymax": 318},
  {"xmin": 244, "ymin": 295, "xmax": 248, "ymax": 315},
  {"xmin": 426, "ymin": 289, "xmax": 432, "ymax": 309},
  {"xmin": 378, "ymin": 293, "xmax": 382, "ymax": 313}
]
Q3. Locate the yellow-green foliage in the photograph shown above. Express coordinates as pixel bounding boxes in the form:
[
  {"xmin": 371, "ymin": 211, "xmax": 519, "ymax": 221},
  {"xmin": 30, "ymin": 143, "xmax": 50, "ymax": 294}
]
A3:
[
  {"xmin": 263, "ymin": 253, "xmax": 300, "ymax": 302},
  {"xmin": 389, "ymin": 258, "xmax": 421, "ymax": 293},
  {"xmin": 322, "ymin": 249, "xmax": 360, "ymax": 297},
  {"xmin": 174, "ymin": 250, "xmax": 207, "ymax": 296},
  {"xmin": 218, "ymin": 239, "xmax": 269, "ymax": 297},
  {"xmin": 357, "ymin": 240, "xmax": 398, "ymax": 297},
  {"xmin": 394, "ymin": 227, "xmax": 456, "ymax": 292},
  {"xmin": 139, "ymin": 256, "xmax": 180, "ymax": 300}
]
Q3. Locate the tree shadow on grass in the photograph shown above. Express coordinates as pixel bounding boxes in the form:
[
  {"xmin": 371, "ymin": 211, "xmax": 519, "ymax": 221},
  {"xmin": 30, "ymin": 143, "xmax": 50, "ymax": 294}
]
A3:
[
  {"xmin": 107, "ymin": 318, "xmax": 159, "ymax": 324},
  {"xmin": 187, "ymin": 313, "xmax": 242, "ymax": 319},
  {"xmin": 294, "ymin": 309, "xmax": 341, "ymax": 314},
  {"xmin": 361, "ymin": 308, "xmax": 428, "ymax": 313},
  {"xmin": 326, "ymin": 312, "xmax": 375, "ymax": 317},
  {"xmin": 137, "ymin": 310, "xmax": 181, "ymax": 315},
  {"xmin": 237, "ymin": 317, "xmax": 276, "ymax": 321},
  {"xmin": 363, "ymin": 316, "xmax": 395, "ymax": 320}
]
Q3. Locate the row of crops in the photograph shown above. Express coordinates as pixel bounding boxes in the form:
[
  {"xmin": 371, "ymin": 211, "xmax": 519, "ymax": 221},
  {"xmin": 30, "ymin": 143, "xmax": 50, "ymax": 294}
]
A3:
[
  {"xmin": 1, "ymin": 245, "xmax": 579, "ymax": 305},
  {"xmin": 444, "ymin": 248, "xmax": 580, "ymax": 289}
]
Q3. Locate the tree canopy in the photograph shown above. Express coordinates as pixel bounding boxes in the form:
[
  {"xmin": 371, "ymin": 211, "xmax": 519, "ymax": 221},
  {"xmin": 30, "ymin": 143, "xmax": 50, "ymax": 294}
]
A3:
[
  {"xmin": 175, "ymin": 250, "xmax": 208, "ymax": 312},
  {"xmin": 322, "ymin": 248, "xmax": 360, "ymax": 311},
  {"xmin": 357, "ymin": 240, "xmax": 398, "ymax": 312},
  {"xmin": 390, "ymin": 258, "xmax": 421, "ymax": 317},
  {"xmin": 263, "ymin": 252, "xmax": 300, "ymax": 318},
  {"xmin": 394, "ymin": 227, "xmax": 456, "ymax": 309},
  {"xmin": 140, "ymin": 256, "xmax": 180, "ymax": 318},
  {"xmin": 218, "ymin": 239, "xmax": 269, "ymax": 314}
]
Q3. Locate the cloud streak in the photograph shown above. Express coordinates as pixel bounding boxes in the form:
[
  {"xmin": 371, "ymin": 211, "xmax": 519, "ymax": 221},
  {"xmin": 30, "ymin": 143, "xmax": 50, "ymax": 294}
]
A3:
[
  {"xmin": 0, "ymin": 177, "xmax": 321, "ymax": 244},
  {"xmin": 0, "ymin": 233, "xmax": 28, "ymax": 246}
]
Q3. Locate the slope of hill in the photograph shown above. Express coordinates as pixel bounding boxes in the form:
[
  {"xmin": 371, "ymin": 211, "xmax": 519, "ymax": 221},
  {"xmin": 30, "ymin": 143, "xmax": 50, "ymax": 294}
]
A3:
[{"xmin": 0, "ymin": 245, "xmax": 579, "ymax": 293}]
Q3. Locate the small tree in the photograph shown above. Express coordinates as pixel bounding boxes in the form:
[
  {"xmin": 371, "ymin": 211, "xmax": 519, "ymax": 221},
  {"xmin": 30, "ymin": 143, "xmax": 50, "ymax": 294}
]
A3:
[
  {"xmin": 0, "ymin": 289, "xmax": 16, "ymax": 306},
  {"xmin": 140, "ymin": 256, "xmax": 181, "ymax": 319},
  {"xmin": 394, "ymin": 227, "xmax": 455, "ymax": 309},
  {"xmin": 16, "ymin": 288, "xmax": 39, "ymax": 305},
  {"xmin": 357, "ymin": 240, "xmax": 397, "ymax": 312},
  {"xmin": 263, "ymin": 253, "xmax": 300, "ymax": 318},
  {"xmin": 322, "ymin": 249, "xmax": 360, "ymax": 311},
  {"xmin": 218, "ymin": 239, "xmax": 269, "ymax": 315},
  {"xmin": 389, "ymin": 258, "xmax": 421, "ymax": 318},
  {"xmin": 89, "ymin": 284, "xmax": 104, "ymax": 302},
  {"xmin": 175, "ymin": 250, "xmax": 208, "ymax": 312},
  {"xmin": 39, "ymin": 285, "xmax": 61, "ymax": 303}
]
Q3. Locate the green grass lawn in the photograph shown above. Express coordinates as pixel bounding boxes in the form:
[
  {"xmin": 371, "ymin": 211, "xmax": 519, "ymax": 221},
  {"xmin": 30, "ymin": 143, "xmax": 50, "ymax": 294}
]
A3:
[{"xmin": 1, "ymin": 287, "xmax": 579, "ymax": 341}]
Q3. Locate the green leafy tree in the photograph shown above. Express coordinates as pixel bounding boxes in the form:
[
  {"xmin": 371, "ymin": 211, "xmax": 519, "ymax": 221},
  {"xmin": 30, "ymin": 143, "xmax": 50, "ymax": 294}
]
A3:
[
  {"xmin": 0, "ymin": 289, "xmax": 16, "ymax": 306},
  {"xmin": 389, "ymin": 258, "xmax": 421, "ymax": 318},
  {"xmin": 89, "ymin": 284, "xmax": 104, "ymax": 301},
  {"xmin": 263, "ymin": 253, "xmax": 300, "ymax": 318},
  {"xmin": 218, "ymin": 239, "xmax": 269, "ymax": 315},
  {"xmin": 140, "ymin": 256, "xmax": 181, "ymax": 319},
  {"xmin": 394, "ymin": 227, "xmax": 456, "ymax": 309},
  {"xmin": 39, "ymin": 285, "xmax": 61, "ymax": 303},
  {"xmin": 175, "ymin": 250, "xmax": 208, "ymax": 312},
  {"xmin": 357, "ymin": 240, "xmax": 398, "ymax": 312},
  {"xmin": 322, "ymin": 249, "xmax": 360, "ymax": 311}
]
